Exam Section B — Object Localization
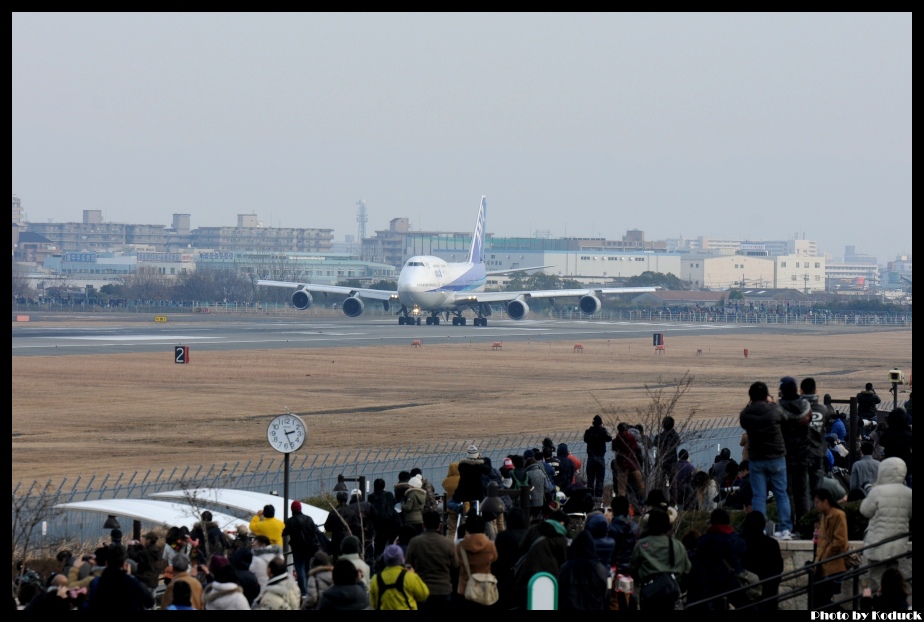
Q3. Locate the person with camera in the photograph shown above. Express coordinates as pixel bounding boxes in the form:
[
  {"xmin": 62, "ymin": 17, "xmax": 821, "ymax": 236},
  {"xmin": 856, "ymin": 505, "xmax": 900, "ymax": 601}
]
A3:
[{"xmin": 739, "ymin": 380, "xmax": 795, "ymax": 540}]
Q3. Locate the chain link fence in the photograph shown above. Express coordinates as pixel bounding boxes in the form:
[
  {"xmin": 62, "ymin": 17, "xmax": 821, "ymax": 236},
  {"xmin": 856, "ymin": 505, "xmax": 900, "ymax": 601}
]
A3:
[{"xmin": 14, "ymin": 416, "xmax": 751, "ymax": 554}]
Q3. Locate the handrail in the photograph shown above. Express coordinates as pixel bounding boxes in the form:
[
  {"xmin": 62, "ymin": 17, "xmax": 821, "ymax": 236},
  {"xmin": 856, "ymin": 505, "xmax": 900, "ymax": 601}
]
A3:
[{"xmin": 682, "ymin": 531, "xmax": 912, "ymax": 611}]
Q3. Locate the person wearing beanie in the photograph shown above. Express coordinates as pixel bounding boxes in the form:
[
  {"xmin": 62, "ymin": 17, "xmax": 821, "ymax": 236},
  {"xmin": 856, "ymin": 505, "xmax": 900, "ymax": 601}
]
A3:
[
  {"xmin": 369, "ymin": 544, "xmax": 429, "ymax": 610},
  {"xmin": 583, "ymin": 415, "xmax": 612, "ymax": 503},
  {"xmin": 410, "ymin": 467, "xmax": 439, "ymax": 513},
  {"xmin": 250, "ymin": 504, "xmax": 284, "ymax": 547},
  {"xmin": 402, "ymin": 475, "xmax": 428, "ymax": 534},
  {"xmin": 338, "ymin": 535, "xmax": 370, "ymax": 591},
  {"xmin": 454, "ymin": 443, "xmax": 489, "ymax": 508},
  {"xmin": 283, "ymin": 498, "xmax": 321, "ymax": 599}
]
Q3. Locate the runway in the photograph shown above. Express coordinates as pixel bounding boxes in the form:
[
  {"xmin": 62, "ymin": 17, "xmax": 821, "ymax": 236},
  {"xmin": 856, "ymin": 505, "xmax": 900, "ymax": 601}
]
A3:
[{"xmin": 10, "ymin": 312, "xmax": 778, "ymax": 356}]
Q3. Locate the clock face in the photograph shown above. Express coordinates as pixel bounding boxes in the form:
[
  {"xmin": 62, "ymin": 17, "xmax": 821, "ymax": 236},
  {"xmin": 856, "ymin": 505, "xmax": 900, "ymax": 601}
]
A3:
[{"xmin": 267, "ymin": 414, "xmax": 306, "ymax": 453}]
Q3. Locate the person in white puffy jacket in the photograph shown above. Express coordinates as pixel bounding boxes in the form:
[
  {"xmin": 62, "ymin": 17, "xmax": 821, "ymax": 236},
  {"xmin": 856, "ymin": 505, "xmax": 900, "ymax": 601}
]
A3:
[{"xmin": 859, "ymin": 457, "xmax": 912, "ymax": 591}]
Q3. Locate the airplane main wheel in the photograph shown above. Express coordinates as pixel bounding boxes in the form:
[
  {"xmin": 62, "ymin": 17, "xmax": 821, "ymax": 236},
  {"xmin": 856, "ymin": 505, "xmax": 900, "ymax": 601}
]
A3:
[
  {"xmin": 425, "ymin": 317, "xmax": 432, "ymax": 325},
  {"xmin": 452, "ymin": 316, "xmax": 459, "ymax": 326},
  {"xmin": 460, "ymin": 317, "xmax": 467, "ymax": 326},
  {"xmin": 398, "ymin": 317, "xmax": 405, "ymax": 325},
  {"xmin": 433, "ymin": 317, "xmax": 440, "ymax": 325},
  {"xmin": 416, "ymin": 317, "xmax": 421, "ymax": 325}
]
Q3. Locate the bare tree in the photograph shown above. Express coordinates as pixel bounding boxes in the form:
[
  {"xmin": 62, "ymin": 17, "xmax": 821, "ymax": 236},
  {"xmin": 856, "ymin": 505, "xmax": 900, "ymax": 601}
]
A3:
[
  {"xmin": 11, "ymin": 481, "xmax": 63, "ymax": 599},
  {"xmin": 121, "ymin": 266, "xmax": 172, "ymax": 301},
  {"xmin": 11, "ymin": 263, "xmax": 35, "ymax": 301},
  {"xmin": 598, "ymin": 372, "xmax": 701, "ymax": 508}
]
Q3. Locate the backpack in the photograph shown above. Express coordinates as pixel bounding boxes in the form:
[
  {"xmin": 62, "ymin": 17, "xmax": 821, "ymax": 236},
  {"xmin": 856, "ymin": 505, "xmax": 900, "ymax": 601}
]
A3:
[
  {"xmin": 374, "ymin": 569, "xmax": 411, "ymax": 610},
  {"xmin": 511, "ymin": 470, "xmax": 530, "ymax": 490}
]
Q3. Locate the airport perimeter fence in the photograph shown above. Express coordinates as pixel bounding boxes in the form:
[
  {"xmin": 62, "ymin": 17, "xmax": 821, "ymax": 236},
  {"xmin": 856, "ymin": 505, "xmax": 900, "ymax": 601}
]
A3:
[
  {"xmin": 14, "ymin": 416, "xmax": 750, "ymax": 554},
  {"xmin": 12, "ymin": 300, "xmax": 912, "ymax": 327}
]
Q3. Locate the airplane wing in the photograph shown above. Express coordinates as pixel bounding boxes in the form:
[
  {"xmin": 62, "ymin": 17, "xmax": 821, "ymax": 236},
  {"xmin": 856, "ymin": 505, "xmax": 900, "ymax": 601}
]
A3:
[
  {"xmin": 469, "ymin": 286, "xmax": 657, "ymax": 303},
  {"xmin": 255, "ymin": 279, "xmax": 397, "ymax": 301},
  {"xmin": 484, "ymin": 265, "xmax": 554, "ymax": 276}
]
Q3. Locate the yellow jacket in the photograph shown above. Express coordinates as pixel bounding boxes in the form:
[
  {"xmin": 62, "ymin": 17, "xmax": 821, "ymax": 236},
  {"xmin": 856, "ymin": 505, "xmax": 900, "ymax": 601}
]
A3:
[
  {"xmin": 370, "ymin": 565, "xmax": 429, "ymax": 610},
  {"xmin": 250, "ymin": 514, "xmax": 285, "ymax": 546}
]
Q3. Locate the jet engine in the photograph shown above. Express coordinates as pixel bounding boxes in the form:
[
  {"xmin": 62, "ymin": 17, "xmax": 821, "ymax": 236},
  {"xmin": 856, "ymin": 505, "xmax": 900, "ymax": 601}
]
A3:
[
  {"xmin": 506, "ymin": 299, "xmax": 530, "ymax": 320},
  {"xmin": 342, "ymin": 296, "xmax": 365, "ymax": 317},
  {"xmin": 579, "ymin": 295, "xmax": 602, "ymax": 314},
  {"xmin": 291, "ymin": 289, "xmax": 313, "ymax": 310}
]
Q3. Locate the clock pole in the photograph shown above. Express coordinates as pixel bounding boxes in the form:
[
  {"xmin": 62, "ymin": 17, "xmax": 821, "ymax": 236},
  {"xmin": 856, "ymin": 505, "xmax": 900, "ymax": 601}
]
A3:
[{"xmin": 284, "ymin": 452, "xmax": 290, "ymax": 523}]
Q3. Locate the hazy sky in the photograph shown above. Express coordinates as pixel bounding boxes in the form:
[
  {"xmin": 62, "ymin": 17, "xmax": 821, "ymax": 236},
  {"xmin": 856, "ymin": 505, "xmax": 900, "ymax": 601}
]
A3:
[{"xmin": 13, "ymin": 13, "xmax": 911, "ymax": 262}]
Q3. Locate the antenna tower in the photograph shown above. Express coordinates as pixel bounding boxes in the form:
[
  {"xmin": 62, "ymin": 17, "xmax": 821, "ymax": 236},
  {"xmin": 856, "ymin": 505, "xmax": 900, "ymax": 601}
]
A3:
[{"xmin": 356, "ymin": 200, "xmax": 368, "ymax": 241}]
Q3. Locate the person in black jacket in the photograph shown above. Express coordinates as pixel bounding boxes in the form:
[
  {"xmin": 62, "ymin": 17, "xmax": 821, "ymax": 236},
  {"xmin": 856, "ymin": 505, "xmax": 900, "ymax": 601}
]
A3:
[
  {"xmin": 741, "ymin": 511, "xmax": 783, "ymax": 611},
  {"xmin": 367, "ymin": 478, "xmax": 400, "ymax": 557},
  {"xmin": 857, "ymin": 383, "xmax": 882, "ymax": 421},
  {"xmin": 583, "ymin": 415, "xmax": 612, "ymax": 502},
  {"xmin": 687, "ymin": 509, "xmax": 748, "ymax": 610},
  {"xmin": 86, "ymin": 544, "xmax": 154, "ymax": 611},
  {"xmin": 557, "ymin": 529, "xmax": 608, "ymax": 610},
  {"xmin": 284, "ymin": 500, "xmax": 321, "ymax": 599}
]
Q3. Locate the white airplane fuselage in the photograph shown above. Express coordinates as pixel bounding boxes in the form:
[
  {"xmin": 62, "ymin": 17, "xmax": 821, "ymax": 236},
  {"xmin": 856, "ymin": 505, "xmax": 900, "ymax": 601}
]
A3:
[{"xmin": 396, "ymin": 255, "xmax": 487, "ymax": 312}]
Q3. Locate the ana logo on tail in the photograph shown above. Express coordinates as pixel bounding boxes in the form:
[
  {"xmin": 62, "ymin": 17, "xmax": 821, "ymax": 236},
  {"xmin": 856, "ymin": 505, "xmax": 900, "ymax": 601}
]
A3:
[{"xmin": 468, "ymin": 196, "xmax": 486, "ymax": 264}]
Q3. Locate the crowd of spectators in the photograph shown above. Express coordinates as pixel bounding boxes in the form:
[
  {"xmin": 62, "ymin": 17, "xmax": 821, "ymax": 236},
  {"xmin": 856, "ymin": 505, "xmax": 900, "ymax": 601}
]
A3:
[{"xmin": 13, "ymin": 380, "xmax": 911, "ymax": 611}]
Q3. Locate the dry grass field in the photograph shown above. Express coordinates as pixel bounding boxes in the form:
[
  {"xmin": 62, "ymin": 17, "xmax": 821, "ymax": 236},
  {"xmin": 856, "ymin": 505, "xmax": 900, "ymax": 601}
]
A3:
[{"xmin": 12, "ymin": 326, "xmax": 912, "ymax": 484}]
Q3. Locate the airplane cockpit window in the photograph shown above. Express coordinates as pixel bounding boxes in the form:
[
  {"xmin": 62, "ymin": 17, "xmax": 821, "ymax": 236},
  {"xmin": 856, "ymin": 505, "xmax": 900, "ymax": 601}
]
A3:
[{"xmin": 406, "ymin": 261, "xmax": 424, "ymax": 267}]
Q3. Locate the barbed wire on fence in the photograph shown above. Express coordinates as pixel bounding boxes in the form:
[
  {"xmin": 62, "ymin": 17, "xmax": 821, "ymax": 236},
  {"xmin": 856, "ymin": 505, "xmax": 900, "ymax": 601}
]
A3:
[{"xmin": 13, "ymin": 415, "xmax": 758, "ymax": 553}]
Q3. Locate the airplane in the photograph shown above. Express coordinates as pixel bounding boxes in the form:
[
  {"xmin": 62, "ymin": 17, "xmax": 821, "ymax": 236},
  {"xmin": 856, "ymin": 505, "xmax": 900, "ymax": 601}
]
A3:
[{"xmin": 257, "ymin": 196, "xmax": 656, "ymax": 326}]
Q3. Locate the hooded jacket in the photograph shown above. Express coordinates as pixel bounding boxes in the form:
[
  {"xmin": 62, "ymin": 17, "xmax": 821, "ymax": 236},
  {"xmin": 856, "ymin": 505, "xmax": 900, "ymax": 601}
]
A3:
[
  {"xmin": 525, "ymin": 459, "xmax": 550, "ymax": 507},
  {"xmin": 253, "ymin": 572, "xmax": 300, "ymax": 610},
  {"xmin": 456, "ymin": 532, "xmax": 498, "ymax": 595},
  {"xmin": 860, "ymin": 457, "xmax": 912, "ymax": 562},
  {"xmin": 442, "ymin": 463, "xmax": 460, "ymax": 500},
  {"xmin": 317, "ymin": 583, "xmax": 370, "ymax": 610},
  {"xmin": 585, "ymin": 513, "xmax": 616, "ymax": 568},
  {"xmin": 203, "ymin": 581, "xmax": 251, "ymax": 610},
  {"xmin": 401, "ymin": 486, "xmax": 427, "ymax": 526},
  {"xmin": 557, "ymin": 530, "xmax": 608, "ymax": 610},
  {"xmin": 249, "ymin": 544, "xmax": 283, "ymax": 588}
]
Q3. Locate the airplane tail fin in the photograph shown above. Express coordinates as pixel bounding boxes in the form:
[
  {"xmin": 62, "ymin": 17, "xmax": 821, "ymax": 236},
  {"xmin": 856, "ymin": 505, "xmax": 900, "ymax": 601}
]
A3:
[{"xmin": 467, "ymin": 196, "xmax": 487, "ymax": 264}]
